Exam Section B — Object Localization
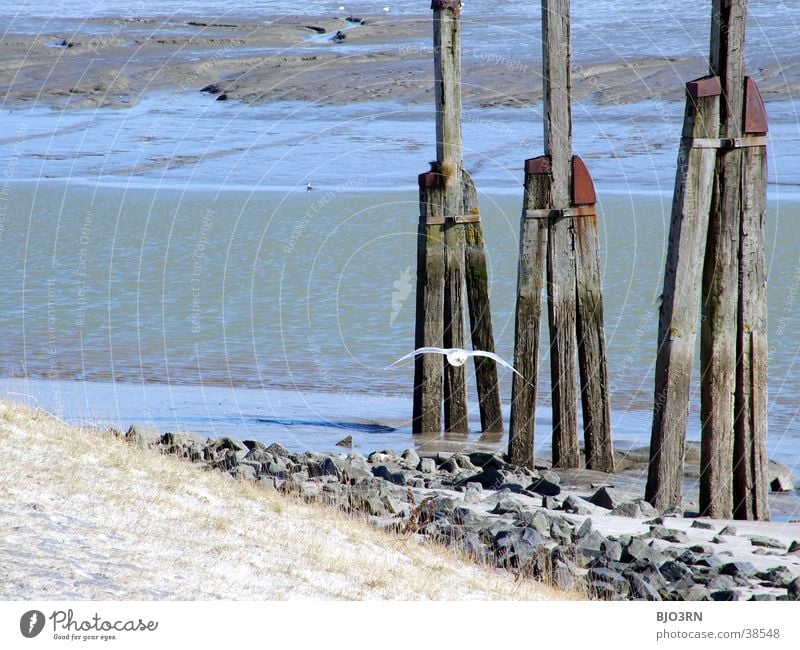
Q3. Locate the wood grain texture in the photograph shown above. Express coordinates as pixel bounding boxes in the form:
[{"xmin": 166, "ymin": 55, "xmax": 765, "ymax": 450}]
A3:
[
  {"xmin": 462, "ymin": 172, "xmax": 503, "ymax": 433},
  {"xmin": 699, "ymin": 0, "xmax": 748, "ymax": 518},
  {"xmin": 443, "ymin": 208, "xmax": 469, "ymax": 433},
  {"xmin": 574, "ymin": 206, "xmax": 614, "ymax": 472},
  {"xmin": 734, "ymin": 134, "xmax": 769, "ymax": 521},
  {"xmin": 509, "ymin": 164, "xmax": 550, "ymax": 468},
  {"xmin": 413, "ymin": 176, "xmax": 446, "ymax": 434},
  {"xmin": 646, "ymin": 86, "xmax": 720, "ymax": 510},
  {"xmin": 542, "ymin": 0, "xmax": 578, "ymax": 469}
]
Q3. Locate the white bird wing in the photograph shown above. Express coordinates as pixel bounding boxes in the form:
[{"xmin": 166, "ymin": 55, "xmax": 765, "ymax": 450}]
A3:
[
  {"xmin": 385, "ymin": 347, "xmax": 451, "ymax": 369},
  {"xmin": 469, "ymin": 350, "xmax": 524, "ymax": 378}
]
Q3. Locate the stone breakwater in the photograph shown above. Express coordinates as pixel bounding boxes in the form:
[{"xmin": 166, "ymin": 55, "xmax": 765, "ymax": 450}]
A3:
[{"xmin": 118, "ymin": 427, "xmax": 800, "ymax": 601}]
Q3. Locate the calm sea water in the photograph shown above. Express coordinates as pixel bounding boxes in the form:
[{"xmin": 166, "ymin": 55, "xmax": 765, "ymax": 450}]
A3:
[{"xmin": 0, "ymin": 0, "xmax": 799, "ymax": 481}]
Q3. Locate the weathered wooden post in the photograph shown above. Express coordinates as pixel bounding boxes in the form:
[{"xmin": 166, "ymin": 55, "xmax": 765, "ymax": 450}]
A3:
[
  {"xmin": 413, "ymin": 0, "xmax": 502, "ymax": 435},
  {"xmin": 509, "ymin": 0, "xmax": 613, "ymax": 471},
  {"xmin": 647, "ymin": 0, "xmax": 769, "ymax": 520},
  {"xmin": 646, "ymin": 77, "xmax": 721, "ymax": 510}
]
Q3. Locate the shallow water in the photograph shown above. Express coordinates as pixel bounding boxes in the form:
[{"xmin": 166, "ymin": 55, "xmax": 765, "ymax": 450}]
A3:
[{"xmin": 0, "ymin": 0, "xmax": 798, "ymax": 494}]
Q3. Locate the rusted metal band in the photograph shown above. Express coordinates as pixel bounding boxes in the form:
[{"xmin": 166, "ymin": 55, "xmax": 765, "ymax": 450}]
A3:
[
  {"xmin": 682, "ymin": 136, "xmax": 768, "ymax": 149},
  {"xmin": 524, "ymin": 206, "xmax": 596, "ymax": 220},
  {"xmin": 424, "ymin": 214, "xmax": 480, "ymax": 225},
  {"xmin": 431, "ymin": 0, "xmax": 462, "ymax": 10}
]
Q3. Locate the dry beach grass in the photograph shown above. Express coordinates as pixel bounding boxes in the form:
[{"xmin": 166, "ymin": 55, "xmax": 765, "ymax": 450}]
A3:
[{"xmin": 0, "ymin": 400, "xmax": 578, "ymax": 600}]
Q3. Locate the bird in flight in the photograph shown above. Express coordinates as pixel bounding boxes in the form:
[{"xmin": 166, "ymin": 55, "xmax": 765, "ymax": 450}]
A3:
[{"xmin": 387, "ymin": 347, "xmax": 522, "ymax": 378}]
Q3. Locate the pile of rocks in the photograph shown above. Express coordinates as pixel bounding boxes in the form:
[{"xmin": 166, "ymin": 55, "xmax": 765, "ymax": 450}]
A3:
[{"xmin": 121, "ymin": 427, "xmax": 800, "ymax": 601}]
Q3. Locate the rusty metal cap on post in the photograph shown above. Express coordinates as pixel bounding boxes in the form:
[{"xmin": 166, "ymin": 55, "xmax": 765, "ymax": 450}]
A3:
[
  {"xmin": 431, "ymin": 0, "xmax": 462, "ymax": 11},
  {"xmin": 524, "ymin": 156, "xmax": 551, "ymax": 175},
  {"xmin": 572, "ymin": 156, "xmax": 596, "ymax": 206},
  {"xmin": 686, "ymin": 75, "xmax": 721, "ymax": 100},
  {"xmin": 744, "ymin": 76, "xmax": 768, "ymax": 135}
]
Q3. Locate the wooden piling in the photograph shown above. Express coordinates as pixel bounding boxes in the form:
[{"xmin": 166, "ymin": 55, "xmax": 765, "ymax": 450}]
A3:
[
  {"xmin": 414, "ymin": 0, "xmax": 502, "ymax": 435},
  {"xmin": 542, "ymin": 0, "xmax": 579, "ymax": 469},
  {"xmin": 509, "ymin": 157, "xmax": 551, "ymax": 468},
  {"xmin": 733, "ymin": 77, "xmax": 769, "ymax": 521},
  {"xmin": 573, "ymin": 156, "xmax": 614, "ymax": 472},
  {"xmin": 413, "ymin": 171, "xmax": 446, "ymax": 434},
  {"xmin": 699, "ymin": 0, "xmax": 747, "ymax": 519},
  {"xmin": 463, "ymin": 172, "xmax": 503, "ymax": 433},
  {"xmin": 646, "ymin": 77, "xmax": 721, "ymax": 510}
]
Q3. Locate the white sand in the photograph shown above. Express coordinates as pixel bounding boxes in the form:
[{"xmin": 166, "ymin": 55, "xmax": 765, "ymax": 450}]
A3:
[{"xmin": 0, "ymin": 401, "xmax": 572, "ymax": 600}]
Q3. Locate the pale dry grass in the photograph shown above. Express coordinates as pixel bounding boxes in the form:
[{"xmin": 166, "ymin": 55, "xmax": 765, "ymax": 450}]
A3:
[{"xmin": 0, "ymin": 400, "xmax": 580, "ymax": 600}]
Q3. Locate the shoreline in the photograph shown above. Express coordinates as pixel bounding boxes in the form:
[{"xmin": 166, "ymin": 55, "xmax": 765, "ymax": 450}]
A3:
[
  {"xmin": 2, "ymin": 14, "xmax": 799, "ymax": 113},
  {"xmin": 72, "ymin": 405, "xmax": 800, "ymax": 600}
]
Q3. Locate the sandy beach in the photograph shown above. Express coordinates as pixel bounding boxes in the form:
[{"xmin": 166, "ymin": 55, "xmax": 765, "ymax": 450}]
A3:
[{"xmin": 2, "ymin": 14, "xmax": 799, "ymax": 112}]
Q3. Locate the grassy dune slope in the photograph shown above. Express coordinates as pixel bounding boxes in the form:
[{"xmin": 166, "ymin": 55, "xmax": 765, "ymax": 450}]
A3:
[{"xmin": 0, "ymin": 401, "xmax": 574, "ymax": 600}]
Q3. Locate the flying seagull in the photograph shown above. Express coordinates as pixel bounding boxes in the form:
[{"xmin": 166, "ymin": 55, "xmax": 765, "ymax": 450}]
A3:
[
  {"xmin": 306, "ymin": 182, "xmax": 314, "ymax": 191},
  {"xmin": 387, "ymin": 347, "xmax": 523, "ymax": 378}
]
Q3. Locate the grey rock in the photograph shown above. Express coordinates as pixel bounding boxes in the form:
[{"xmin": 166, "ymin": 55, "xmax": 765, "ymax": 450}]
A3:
[
  {"xmin": 400, "ymin": 448, "xmax": 420, "ymax": 468},
  {"xmin": 216, "ymin": 436, "xmax": 248, "ymax": 455},
  {"xmin": 575, "ymin": 530, "xmax": 608, "ymax": 565},
  {"xmin": 371, "ymin": 464, "xmax": 408, "ymax": 485},
  {"xmin": 707, "ymin": 573, "xmax": 738, "ymax": 591},
  {"xmin": 623, "ymin": 538, "xmax": 666, "ymax": 565},
  {"xmin": 719, "ymin": 525, "xmax": 737, "ymax": 536},
  {"xmin": 649, "ymin": 526, "xmax": 689, "ymax": 544},
  {"xmin": 719, "ymin": 561, "xmax": 758, "ymax": 578},
  {"xmin": 562, "ymin": 495, "xmax": 592, "ymax": 515},
  {"xmin": 690, "ymin": 519, "xmax": 714, "ymax": 530},
  {"xmin": 750, "ymin": 593, "xmax": 777, "ymax": 601},
  {"xmin": 466, "ymin": 467, "xmax": 514, "ymax": 490},
  {"xmin": 629, "ymin": 575, "xmax": 663, "ymax": 601},
  {"xmin": 419, "ymin": 458, "xmax": 437, "ymax": 474},
  {"xmin": 266, "ymin": 443, "xmax": 290, "ymax": 457},
  {"xmin": 689, "ymin": 544, "xmax": 715, "ymax": 554},
  {"xmin": 308, "ymin": 456, "xmax": 344, "ymax": 480},
  {"xmin": 463, "ymin": 484, "xmax": 483, "ymax": 505},
  {"xmin": 788, "ymin": 541, "xmax": 800, "ymax": 554},
  {"xmin": 748, "ymin": 535, "xmax": 785, "ymax": 550},
  {"xmin": 770, "ymin": 475, "xmax": 794, "ymax": 492},
  {"xmin": 659, "ymin": 560, "xmax": 692, "ymax": 583},
  {"xmin": 756, "ymin": 566, "xmax": 794, "ymax": 587},
  {"xmin": 125, "ymin": 425, "xmax": 148, "ymax": 449},
  {"xmin": 491, "ymin": 497, "xmax": 526, "ymax": 516},
  {"xmin": 675, "ymin": 585, "xmax": 712, "ymax": 601},
  {"xmin": 711, "ymin": 535, "xmax": 727, "ymax": 544},
  {"xmin": 528, "ymin": 478, "xmax": 561, "ymax": 496},
  {"xmin": 452, "ymin": 453, "xmax": 477, "ymax": 471},
  {"xmin": 589, "ymin": 581, "xmax": 626, "ymax": 600},
  {"xmin": 242, "ymin": 439, "xmax": 265, "ymax": 451},
  {"xmin": 768, "ymin": 460, "xmax": 796, "ymax": 491},
  {"xmin": 335, "ymin": 435, "xmax": 353, "ymax": 448},
  {"xmin": 787, "ymin": 577, "xmax": 800, "ymax": 600},
  {"xmin": 541, "ymin": 470, "xmax": 561, "ymax": 485},
  {"xmin": 234, "ymin": 463, "xmax": 258, "ymax": 481},
  {"xmin": 589, "ymin": 567, "xmax": 629, "ymax": 593},
  {"xmin": 711, "ymin": 590, "xmax": 741, "ymax": 601},
  {"xmin": 452, "ymin": 506, "xmax": 483, "ymax": 527},
  {"xmin": 610, "ymin": 500, "xmax": 658, "ymax": 518},
  {"xmin": 661, "ymin": 506, "xmax": 684, "ymax": 518},
  {"xmin": 601, "ymin": 540, "xmax": 623, "ymax": 562},
  {"xmin": 589, "ymin": 486, "xmax": 623, "ymax": 510},
  {"xmin": 574, "ymin": 518, "xmax": 593, "ymax": 540},
  {"xmin": 552, "ymin": 560, "xmax": 583, "ymax": 592},
  {"xmin": 494, "ymin": 528, "xmax": 546, "ymax": 569},
  {"xmin": 515, "ymin": 510, "xmax": 551, "ymax": 538},
  {"xmin": 543, "ymin": 496, "xmax": 560, "ymax": 510}
]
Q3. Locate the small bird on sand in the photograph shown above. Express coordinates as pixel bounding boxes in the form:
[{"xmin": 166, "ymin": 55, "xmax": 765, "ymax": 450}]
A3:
[
  {"xmin": 387, "ymin": 347, "xmax": 522, "ymax": 377},
  {"xmin": 306, "ymin": 182, "xmax": 314, "ymax": 191}
]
